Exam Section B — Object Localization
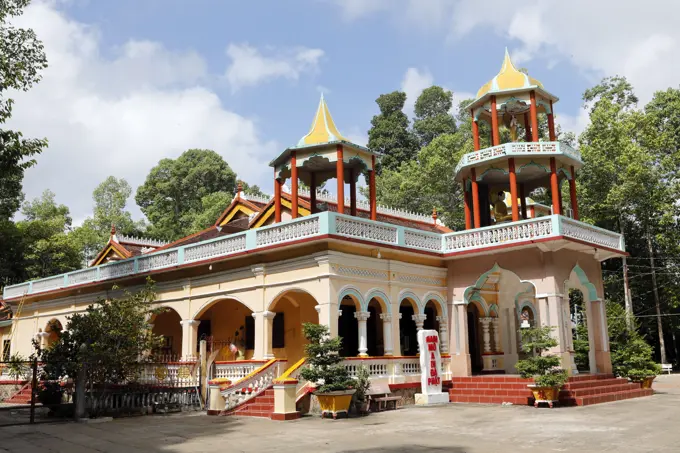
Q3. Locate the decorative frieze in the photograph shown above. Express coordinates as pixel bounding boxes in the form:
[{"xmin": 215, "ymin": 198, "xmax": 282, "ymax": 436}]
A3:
[{"xmin": 331, "ymin": 264, "xmax": 389, "ymax": 281}]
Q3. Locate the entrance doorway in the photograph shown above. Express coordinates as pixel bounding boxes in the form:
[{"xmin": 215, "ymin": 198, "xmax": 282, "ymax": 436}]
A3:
[{"xmin": 467, "ymin": 305, "xmax": 483, "ymax": 373}]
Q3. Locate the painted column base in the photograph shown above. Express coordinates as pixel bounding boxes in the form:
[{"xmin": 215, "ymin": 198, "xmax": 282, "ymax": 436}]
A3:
[
  {"xmin": 482, "ymin": 354, "xmax": 504, "ymax": 372},
  {"xmin": 272, "ymin": 380, "xmax": 299, "ymax": 421},
  {"xmin": 208, "ymin": 384, "xmax": 225, "ymax": 412},
  {"xmin": 415, "ymin": 392, "xmax": 449, "ymax": 405}
]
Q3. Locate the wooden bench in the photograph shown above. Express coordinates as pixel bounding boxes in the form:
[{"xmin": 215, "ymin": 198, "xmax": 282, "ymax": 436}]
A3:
[
  {"xmin": 661, "ymin": 363, "xmax": 673, "ymax": 374},
  {"xmin": 367, "ymin": 381, "xmax": 401, "ymax": 412}
]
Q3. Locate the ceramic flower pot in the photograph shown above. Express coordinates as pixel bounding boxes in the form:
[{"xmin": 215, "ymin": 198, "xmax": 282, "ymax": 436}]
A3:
[
  {"xmin": 527, "ymin": 385, "xmax": 560, "ymax": 408},
  {"xmin": 314, "ymin": 389, "xmax": 356, "ymax": 419},
  {"xmin": 640, "ymin": 376, "xmax": 656, "ymax": 389}
]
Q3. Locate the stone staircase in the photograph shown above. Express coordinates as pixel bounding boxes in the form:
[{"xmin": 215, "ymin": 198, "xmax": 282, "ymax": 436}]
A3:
[
  {"xmin": 449, "ymin": 374, "xmax": 653, "ymax": 406},
  {"xmin": 3, "ymin": 382, "xmax": 33, "ymax": 405},
  {"xmin": 222, "ymin": 387, "xmax": 274, "ymax": 418}
]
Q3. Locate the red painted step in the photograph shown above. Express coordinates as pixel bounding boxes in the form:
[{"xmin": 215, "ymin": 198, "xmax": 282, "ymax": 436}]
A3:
[
  {"xmin": 221, "ymin": 387, "xmax": 276, "ymax": 418},
  {"xmin": 3, "ymin": 382, "xmax": 33, "ymax": 404}
]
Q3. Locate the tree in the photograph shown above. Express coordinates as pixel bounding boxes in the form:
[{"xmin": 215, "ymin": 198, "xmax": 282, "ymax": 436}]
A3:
[
  {"xmin": 0, "ymin": 0, "xmax": 48, "ymax": 220},
  {"xmin": 367, "ymin": 91, "xmax": 417, "ymax": 172},
  {"xmin": 38, "ymin": 279, "xmax": 163, "ymax": 393},
  {"xmin": 412, "ymin": 86, "xmax": 456, "ymax": 147},
  {"xmin": 190, "ymin": 191, "xmax": 232, "ymax": 231},
  {"xmin": 17, "ymin": 190, "xmax": 81, "ymax": 279},
  {"xmin": 299, "ymin": 323, "xmax": 353, "ymax": 393},
  {"xmin": 136, "ymin": 149, "xmax": 237, "ymax": 241}
]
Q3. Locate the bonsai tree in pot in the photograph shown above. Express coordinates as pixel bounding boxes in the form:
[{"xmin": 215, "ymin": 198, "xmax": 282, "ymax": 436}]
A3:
[
  {"xmin": 515, "ymin": 326, "xmax": 568, "ymax": 408},
  {"xmin": 299, "ymin": 323, "xmax": 354, "ymax": 419},
  {"xmin": 613, "ymin": 337, "xmax": 661, "ymax": 388},
  {"xmin": 352, "ymin": 365, "xmax": 371, "ymax": 415}
]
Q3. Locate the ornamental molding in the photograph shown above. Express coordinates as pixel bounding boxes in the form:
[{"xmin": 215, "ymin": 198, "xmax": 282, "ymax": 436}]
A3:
[
  {"xmin": 393, "ymin": 272, "xmax": 446, "ymax": 287},
  {"xmin": 331, "ymin": 264, "xmax": 389, "ymax": 281}
]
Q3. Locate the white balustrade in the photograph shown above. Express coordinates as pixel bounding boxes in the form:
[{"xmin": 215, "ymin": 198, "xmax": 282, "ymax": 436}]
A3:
[
  {"xmin": 255, "ymin": 216, "xmax": 320, "ymax": 247},
  {"xmin": 455, "ymin": 141, "xmax": 582, "ymax": 174},
  {"xmin": 444, "ymin": 217, "xmax": 554, "ymax": 252},
  {"xmin": 335, "ymin": 216, "xmax": 397, "ymax": 244},
  {"xmin": 343, "ymin": 359, "xmax": 389, "ymax": 378},
  {"xmin": 184, "ymin": 233, "xmax": 247, "ymax": 262},
  {"xmin": 31, "ymin": 275, "xmax": 63, "ymax": 293},
  {"xmin": 400, "ymin": 359, "xmax": 422, "ymax": 375},
  {"xmin": 404, "ymin": 229, "xmax": 442, "ymax": 251},
  {"xmin": 67, "ymin": 267, "xmax": 98, "ymax": 286},
  {"xmin": 219, "ymin": 360, "xmax": 285, "ymax": 411},
  {"xmin": 560, "ymin": 217, "xmax": 622, "ymax": 250},
  {"xmin": 99, "ymin": 260, "xmax": 135, "ymax": 280},
  {"xmin": 137, "ymin": 250, "xmax": 178, "ymax": 273},
  {"xmin": 213, "ymin": 361, "xmax": 267, "ymax": 381},
  {"xmin": 3, "ymin": 283, "xmax": 30, "ymax": 299}
]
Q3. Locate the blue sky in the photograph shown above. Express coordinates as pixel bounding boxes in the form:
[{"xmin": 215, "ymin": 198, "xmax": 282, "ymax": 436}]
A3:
[{"xmin": 11, "ymin": 0, "xmax": 680, "ymax": 223}]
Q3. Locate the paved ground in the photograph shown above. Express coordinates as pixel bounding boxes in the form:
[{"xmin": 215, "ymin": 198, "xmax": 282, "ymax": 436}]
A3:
[{"xmin": 2, "ymin": 374, "xmax": 680, "ymax": 453}]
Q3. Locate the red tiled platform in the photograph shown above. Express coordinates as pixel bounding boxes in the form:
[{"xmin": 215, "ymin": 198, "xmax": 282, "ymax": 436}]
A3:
[
  {"xmin": 221, "ymin": 387, "xmax": 275, "ymax": 418},
  {"xmin": 448, "ymin": 374, "xmax": 653, "ymax": 407}
]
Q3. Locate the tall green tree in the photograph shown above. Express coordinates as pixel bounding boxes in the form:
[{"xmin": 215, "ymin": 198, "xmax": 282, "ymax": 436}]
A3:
[
  {"xmin": 0, "ymin": 0, "xmax": 48, "ymax": 220},
  {"xmin": 136, "ymin": 149, "xmax": 237, "ymax": 241},
  {"xmin": 17, "ymin": 190, "xmax": 81, "ymax": 279},
  {"xmin": 367, "ymin": 91, "xmax": 417, "ymax": 172},
  {"xmin": 413, "ymin": 86, "xmax": 456, "ymax": 147}
]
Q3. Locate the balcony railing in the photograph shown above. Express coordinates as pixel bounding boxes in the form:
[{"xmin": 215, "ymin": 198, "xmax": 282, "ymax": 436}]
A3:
[
  {"xmin": 454, "ymin": 141, "xmax": 582, "ymax": 175},
  {"xmin": 2, "ymin": 212, "xmax": 624, "ymax": 299}
]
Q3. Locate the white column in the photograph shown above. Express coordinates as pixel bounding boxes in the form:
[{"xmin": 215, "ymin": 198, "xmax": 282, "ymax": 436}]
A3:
[
  {"xmin": 354, "ymin": 311, "xmax": 371, "ymax": 357},
  {"xmin": 180, "ymin": 319, "xmax": 200, "ymax": 360},
  {"xmin": 490, "ymin": 317, "xmax": 501, "ymax": 353},
  {"xmin": 38, "ymin": 331, "xmax": 50, "ymax": 349},
  {"xmin": 412, "ymin": 313, "xmax": 427, "ymax": 330},
  {"xmin": 380, "ymin": 313, "xmax": 394, "ymax": 356},
  {"xmin": 436, "ymin": 316, "xmax": 449, "ymax": 354},
  {"xmin": 252, "ymin": 311, "xmax": 276, "ymax": 359},
  {"xmin": 480, "ymin": 317, "xmax": 492, "ymax": 353},
  {"xmin": 585, "ymin": 301, "xmax": 597, "ymax": 374},
  {"xmin": 315, "ymin": 303, "xmax": 339, "ymax": 338}
]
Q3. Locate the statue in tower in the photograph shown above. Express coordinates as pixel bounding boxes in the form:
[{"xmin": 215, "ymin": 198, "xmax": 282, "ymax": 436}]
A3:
[{"xmin": 493, "ymin": 191, "xmax": 512, "ymax": 223}]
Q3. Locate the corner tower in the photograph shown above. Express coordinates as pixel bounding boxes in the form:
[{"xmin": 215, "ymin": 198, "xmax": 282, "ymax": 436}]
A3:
[{"xmin": 457, "ymin": 49, "xmax": 582, "ymax": 229}]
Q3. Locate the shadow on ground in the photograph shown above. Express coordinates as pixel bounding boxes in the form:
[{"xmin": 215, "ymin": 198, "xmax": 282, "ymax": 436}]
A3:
[{"xmin": 340, "ymin": 447, "xmax": 466, "ymax": 453}]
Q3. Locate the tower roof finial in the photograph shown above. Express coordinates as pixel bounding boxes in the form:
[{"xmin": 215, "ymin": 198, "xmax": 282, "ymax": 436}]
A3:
[{"xmin": 297, "ymin": 94, "xmax": 348, "ymax": 147}]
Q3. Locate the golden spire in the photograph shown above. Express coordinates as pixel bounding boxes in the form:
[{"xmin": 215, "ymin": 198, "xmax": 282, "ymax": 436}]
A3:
[
  {"xmin": 297, "ymin": 93, "xmax": 348, "ymax": 146},
  {"xmin": 475, "ymin": 48, "xmax": 544, "ymax": 99}
]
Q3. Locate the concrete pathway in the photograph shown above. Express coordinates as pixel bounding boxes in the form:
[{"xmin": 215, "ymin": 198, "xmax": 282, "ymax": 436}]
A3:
[{"xmin": 2, "ymin": 374, "xmax": 680, "ymax": 452}]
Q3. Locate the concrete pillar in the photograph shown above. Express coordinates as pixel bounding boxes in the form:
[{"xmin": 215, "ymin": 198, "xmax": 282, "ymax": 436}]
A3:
[
  {"xmin": 451, "ymin": 302, "xmax": 471, "ymax": 376},
  {"xmin": 315, "ymin": 303, "xmax": 339, "ymax": 338},
  {"xmin": 380, "ymin": 313, "xmax": 394, "ymax": 356},
  {"xmin": 355, "ymin": 311, "xmax": 371, "ymax": 357},
  {"xmin": 436, "ymin": 316, "xmax": 449, "ymax": 354},
  {"xmin": 180, "ymin": 319, "xmax": 200, "ymax": 360},
  {"xmin": 544, "ymin": 295, "xmax": 571, "ymax": 371},
  {"xmin": 412, "ymin": 314, "xmax": 427, "ymax": 331},
  {"xmin": 271, "ymin": 379, "xmax": 301, "ymax": 421},
  {"xmin": 252, "ymin": 311, "xmax": 275, "ymax": 359},
  {"xmin": 38, "ymin": 331, "xmax": 50, "ymax": 350}
]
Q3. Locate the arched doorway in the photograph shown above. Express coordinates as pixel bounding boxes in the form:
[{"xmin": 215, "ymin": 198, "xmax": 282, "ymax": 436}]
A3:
[
  {"xmin": 467, "ymin": 304, "xmax": 483, "ymax": 373},
  {"xmin": 196, "ymin": 298, "xmax": 254, "ymax": 361},
  {"xmin": 151, "ymin": 308, "xmax": 182, "ymax": 360},
  {"xmin": 269, "ymin": 289, "xmax": 319, "ymax": 363},
  {"xmin": 569, "ymin": 289, "xmax": 589, "ymax": 372},
  {"xmin": 338, "ymin": 294, "xmax": 360, "ymax": 357},
  {"xmin": 399, "ymin": 297, "xmax": 419, "ymax": 356},
  {"xmin": 367, "ymin": 298, "xmax": 385, "ymax": 356}
]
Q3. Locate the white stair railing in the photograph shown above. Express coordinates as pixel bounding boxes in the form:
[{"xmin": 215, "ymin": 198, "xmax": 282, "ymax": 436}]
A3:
[{"xmin": 220, "ymin": 359, "xmax": 287, "ymax": 411}]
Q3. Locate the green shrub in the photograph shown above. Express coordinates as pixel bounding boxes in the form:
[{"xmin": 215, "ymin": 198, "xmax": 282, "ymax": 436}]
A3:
[
  {"xmin": 515, "ymin": 326, "xmax": 568, "ymax": 388},
  {"xmin": 299, "ymin": 323, "xmax": 353, "ymax": 393},
  {"xmin": 612, "ymin": 337, "xmax": 661, "ymax": 381}
]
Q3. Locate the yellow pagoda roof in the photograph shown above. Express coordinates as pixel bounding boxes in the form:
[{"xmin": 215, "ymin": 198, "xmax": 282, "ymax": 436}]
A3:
[
  {"xmin": 476, "ymin": 48, "xmax": 544, "ymax": 99},
  {"xmin": 297, "ymin": 93, "xmax": 349, "ymax": 146}
]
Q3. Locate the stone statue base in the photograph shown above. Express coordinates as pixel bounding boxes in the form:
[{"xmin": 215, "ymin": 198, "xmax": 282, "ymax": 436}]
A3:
[{"xmin": 415, "ymin": 392, "xmax": 449, "ymax": 405}]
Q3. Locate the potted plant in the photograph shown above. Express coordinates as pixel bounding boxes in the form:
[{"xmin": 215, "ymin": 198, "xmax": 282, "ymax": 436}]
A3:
[
  {"xmin": 613, "ymin": 337, "xmax": 661, "ymax": 388},
  {"xmin": 299, "ymin": 323, "xmax": 355, "ymax": 419},
  {"xmin": 352, "ymin": 365, "xmax": 371, "ymax": 415},
  {"xmin": 515, "ymin": 326, "xmax": 568, "ymax": 408}
]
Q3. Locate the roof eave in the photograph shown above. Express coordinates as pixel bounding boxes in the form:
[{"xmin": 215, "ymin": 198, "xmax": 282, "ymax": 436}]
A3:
[
  {"xmin": 466, "ymin": 86, "xmax": 560, "ymax": 112},
  {"xmin": 269, "ymin": 140, "xmax": 379, "ymax": 168}
]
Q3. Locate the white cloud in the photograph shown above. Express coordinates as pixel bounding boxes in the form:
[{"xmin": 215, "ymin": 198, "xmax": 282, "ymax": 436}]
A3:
[
  {"xmin": 9, "ymin": 1, "xmax": 277, "ymax": 221},
  {"xmin": 401, "ymin": 67, "xmax": 434, "ymax": 115},
  {"xmin": 333, "ymin": 0, "xmax": 680, "ymax": 104},
  {"xmin": 225, "ymin": 43, "xmax": 324, "ymax": 92}
]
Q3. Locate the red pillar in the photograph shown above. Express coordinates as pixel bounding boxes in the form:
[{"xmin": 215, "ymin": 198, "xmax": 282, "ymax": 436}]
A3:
[
  {"xmin": 520, "ymin": 183, "xmax": 527, "ymax": 220},
  {"xmin": 369, "ymin": 155, "xmax": 377, "ymax": 220},
  {"xmin": 310, "ymin": 172, "xmax": 317, "ymax": 214},
  {"xmin": 291, "ymin": 151, "xmax": 298, "ymax": 219},
  {"xmin": 336, "ymin": 145, "xmax": 345, "ymax": 215},
  {"xmin": 490, "ymin": 96, "xmax": 500, "ymax": 146},
  {"xmin": 274, "ymin": 177, "xmax": 282, "ymax": 223},
  {"xmin": 471, "ymin": 110, "xmax": 480, "ymax": 151},
  {"xmin": 463, "ymin": 181, "xmax": 472, "ymax": 230},
  {"xmin": 530, "ymin": 91, "xmax": 539, "ymax": 142},
  {"xmin": 550, "ymin": 157, "xmax": 561, "ymax": 215},
  {"xmin": 524, "ymin": 112, "xmax": 532, "ymax": 142},
  {"xmin": 548, "ymin": 100, "xmax": 556, "ymax": 141},
  {"xmin": 509, "ymin": 158, "xmax": 519, "ymax": 222},
  {"xmin": 349, "ymin": 169, "xmax": 357, "ymax": 216},
  {"xmin": 471, "ymin": 168, "xmax": 480, "ymax": 228},
  {"xmin": 569, "ymin": 166, "xmax": 579, "ymax": 220}
]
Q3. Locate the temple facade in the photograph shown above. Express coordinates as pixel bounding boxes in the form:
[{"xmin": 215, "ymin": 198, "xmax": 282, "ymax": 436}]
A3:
[{"xmin": 1, "ymin": 52, "xmax": 628, "ymax": 412}]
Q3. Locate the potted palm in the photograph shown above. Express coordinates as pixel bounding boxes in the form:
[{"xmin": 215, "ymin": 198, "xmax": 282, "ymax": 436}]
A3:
[
  {"xmin": 515, "ymin": 326, "xmax": 568, "ymax": 408},
  {"xmin": 299, "ymin": 323, "xmax": 355, "ymax": 419}
]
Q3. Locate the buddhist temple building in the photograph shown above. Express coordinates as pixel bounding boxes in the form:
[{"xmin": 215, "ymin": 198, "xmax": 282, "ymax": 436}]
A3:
[{"xmin": 1, "ymin": 51, "xmax": 650, "ymax": 414}]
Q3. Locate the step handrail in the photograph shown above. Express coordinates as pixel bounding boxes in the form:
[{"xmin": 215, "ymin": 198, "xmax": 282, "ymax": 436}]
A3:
[{"xmin": 217, "ymin": 359, "xmax": 286, "ymax": 412}]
